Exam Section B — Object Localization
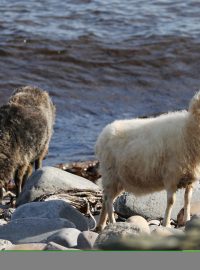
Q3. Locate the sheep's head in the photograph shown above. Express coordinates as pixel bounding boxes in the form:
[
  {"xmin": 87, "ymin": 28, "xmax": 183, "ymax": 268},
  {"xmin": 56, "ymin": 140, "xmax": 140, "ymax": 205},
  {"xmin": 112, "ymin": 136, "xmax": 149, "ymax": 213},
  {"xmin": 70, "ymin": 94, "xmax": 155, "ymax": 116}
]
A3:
[{"xmin": 189, "ymin": 91, "xmax": 200, "ymax": 119}]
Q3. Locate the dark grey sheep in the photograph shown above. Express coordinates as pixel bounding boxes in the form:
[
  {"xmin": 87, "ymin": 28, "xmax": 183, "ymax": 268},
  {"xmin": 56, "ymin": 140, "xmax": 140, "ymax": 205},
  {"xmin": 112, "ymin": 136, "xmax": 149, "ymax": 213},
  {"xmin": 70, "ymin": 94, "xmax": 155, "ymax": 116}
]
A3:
[{"xmin": 0, "ymin": 86, "xmax": 55, "ymax": 203}]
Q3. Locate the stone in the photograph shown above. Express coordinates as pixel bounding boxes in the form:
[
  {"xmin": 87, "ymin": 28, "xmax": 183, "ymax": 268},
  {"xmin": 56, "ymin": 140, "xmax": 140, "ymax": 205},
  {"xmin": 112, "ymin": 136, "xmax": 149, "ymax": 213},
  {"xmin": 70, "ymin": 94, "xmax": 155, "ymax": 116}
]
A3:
[
  {"xmin": 44, "ymin": 242, "xmax": 79, "ymax": 251},
  {"xmin": 12, "ymin": 200, "xmax": 89, "ymax": 231},
  {"xmin": 149, "ymin": 225, "xmax": 159, "ymax": 233},
  {"xmin": 0, "ymin": 217, "xmax": 75, "ymax": 244},
  {"xmin": 0, "ymin": 239, "xmax": 12, "ymax": 250},
  {"xmin": 94, "ymin": 222, "xmax": 150, "ymax": 249},
  {"xmin": 77, "ymin": 231, "xmax": 99, "ymax": 249},
  {"xmin": 16, "ymin": 166, "xmax": 100, "ymax": 206},
  {"xmin": 126, "ymin": 215, "xmax": 150, "ymax": 234},
  {"xmin": 177, "ymin": 201, "xmax": 200, "ymax": 227},
  {"xmin": 97, "ymin": 234, "xmax": 182, "ymax": 250},
  {"xmin": 151, "ymin": 226, "xmax": 184, "ymax": 237},
  {"xmin": 114, "ymin": 183, "xmax": 200, "ymax": 221},
  {"xmin": 185, "ymin": 216, "xmax": 200, "ymax": 232},
  {"xmin": 5, "ymin": 243, "xmax": 47, "ymax": 250},
  {"xmin": 46, "ymin": 228, "xmax": 81, "ymax": 248},
  {"xmin": 148, "ymin": 220, "xmax": 161, "ymax": 226}
]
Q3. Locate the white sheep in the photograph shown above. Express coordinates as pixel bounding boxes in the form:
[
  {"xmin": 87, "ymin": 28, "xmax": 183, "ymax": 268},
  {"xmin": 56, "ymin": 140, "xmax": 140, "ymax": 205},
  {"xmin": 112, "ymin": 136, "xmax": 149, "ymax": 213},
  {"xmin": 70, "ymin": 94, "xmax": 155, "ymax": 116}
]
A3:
[{"xmin": 95, "ymin": 91, "xmax": 200, "ymax": 231}]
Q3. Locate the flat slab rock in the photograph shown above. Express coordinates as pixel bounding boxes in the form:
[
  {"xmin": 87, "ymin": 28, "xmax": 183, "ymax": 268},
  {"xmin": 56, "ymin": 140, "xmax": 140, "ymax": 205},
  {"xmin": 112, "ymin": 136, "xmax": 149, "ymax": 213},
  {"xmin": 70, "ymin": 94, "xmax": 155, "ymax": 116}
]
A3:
[
  {"xmin": 0, "ymin": 217, "xmax": 76, "ymax": 244},
  {"xmin": 16, "ymin": 166, "xmax": 100, "ymax": 206},
  {"xmin": 114, "ymin": 182, "xmax": 200, "ymax": 220}
]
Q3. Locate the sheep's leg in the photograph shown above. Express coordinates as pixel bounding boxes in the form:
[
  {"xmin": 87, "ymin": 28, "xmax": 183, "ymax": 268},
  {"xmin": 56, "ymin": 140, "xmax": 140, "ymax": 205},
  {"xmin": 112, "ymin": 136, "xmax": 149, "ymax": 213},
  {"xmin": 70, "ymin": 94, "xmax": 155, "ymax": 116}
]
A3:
[
  {"xmin": 163, "ymin": 189, "xmax": 176, "ymax": 227},
  {"xmin": 106, "ymin": 194, "xmax": 116, "ymax": 224},
  {"xmin": 35, "ymin": 147, "xmax": 48, "ymax": 170},
  {"xmin": 183, "ymin": 184, "xmax": 193, "ymax": 224},
  {"xmin": 15, "ymin": 165, "xmax": 29, "ymax": 198},
  {"xmin": 96, "ymin": 183, "xmax": 123, "ymax": 232},
  {"xmin": 21, "ymin": 163, "xmax": 34, "ymax": 189},
  {"xmin": 0, "ymin": 188, "xmax": 3, "ymax": 204},
  {"xmin": 95, "ymin": 198, "xmax": 108, "ymax": 232},
  {"xmin": 35, "ymin": 157, "xmax": 42, "ymax": 170}
]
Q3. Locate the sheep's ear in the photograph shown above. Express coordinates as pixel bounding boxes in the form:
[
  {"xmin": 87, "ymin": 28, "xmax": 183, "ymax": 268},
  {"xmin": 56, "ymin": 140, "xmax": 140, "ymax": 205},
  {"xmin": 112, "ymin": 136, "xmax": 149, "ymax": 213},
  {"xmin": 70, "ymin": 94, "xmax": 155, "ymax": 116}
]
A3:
[{"xmin": 189, "ymin": 91, "xmax": 200, "ymax": 117}]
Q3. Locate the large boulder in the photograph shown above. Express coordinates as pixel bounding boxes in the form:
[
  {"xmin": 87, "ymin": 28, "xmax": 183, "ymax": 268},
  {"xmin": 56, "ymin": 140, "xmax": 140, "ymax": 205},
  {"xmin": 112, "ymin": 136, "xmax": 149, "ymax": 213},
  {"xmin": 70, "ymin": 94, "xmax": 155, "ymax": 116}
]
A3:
[
  {"xmin": 0, "ymin": 218, "xmax": 75, "ymax": 244},
  {"xmin": 114, "ymin": 183, "xmax": 200, "ymax": 221},
  {"xmin": 16, "ymin": 166, "xmax": 100, "ymax": 206},
  {"xmin": 11, "ymin": 200, "xmax": 89, "ymax": 231}
]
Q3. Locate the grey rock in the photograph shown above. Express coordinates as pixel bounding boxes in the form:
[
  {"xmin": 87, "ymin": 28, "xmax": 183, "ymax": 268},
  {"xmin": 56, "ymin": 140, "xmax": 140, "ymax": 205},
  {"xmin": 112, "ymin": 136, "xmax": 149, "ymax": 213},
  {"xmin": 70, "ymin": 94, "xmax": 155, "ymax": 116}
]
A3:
[
  {"xmin": 149, "ymin": 224, "xmax": 160, "ymax": 233},
  {"xmin": 46, "ymin": 228, "xmax": 81, "ymax": 248},
  {"xmin": 5, "ymin": 243, "xmax": 47, "ymax": 250},
  {"xmin": 98, "ymin": 234, "xmax": 182, "ymax": 250},
  {"xmin": 94, "ymin": 222, "xmax": 150, "ymax": 249},
  {"xmin": 114, "ymin": 183, "xmax": 200, "ymax": 220},
  {"xmin": 185, "ymin": 216, "xmax": 200, "ymax": 231},
  {"xmin": 16, "ymin": 166, "xmax": 100, "ymax": 206},
  {"xmin": 12, "ymin": 200, "xmax": 89, "ymax": 231},
  {"xmin": 0, "ymin": 217, "xmax": 75, "ymax": 244},
  {"xmin": 77, "ymin": 231, "xmax": 99, "ymax": 249},
  {"xmin": 151, "ymin": 226, "xmax": 184, "ymax": 237},
  {"xmin": 45, "ymin": 242, "xmax": 77, "ymax": 251}
]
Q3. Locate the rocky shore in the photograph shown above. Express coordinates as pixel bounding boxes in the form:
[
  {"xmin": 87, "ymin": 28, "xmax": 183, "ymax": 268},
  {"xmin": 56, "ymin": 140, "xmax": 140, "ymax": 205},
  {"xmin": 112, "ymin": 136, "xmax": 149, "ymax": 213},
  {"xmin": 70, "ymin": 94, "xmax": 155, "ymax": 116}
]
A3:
[{"xmin": 1, "ymin": 163, "xmax": 200, "ymax": 251}]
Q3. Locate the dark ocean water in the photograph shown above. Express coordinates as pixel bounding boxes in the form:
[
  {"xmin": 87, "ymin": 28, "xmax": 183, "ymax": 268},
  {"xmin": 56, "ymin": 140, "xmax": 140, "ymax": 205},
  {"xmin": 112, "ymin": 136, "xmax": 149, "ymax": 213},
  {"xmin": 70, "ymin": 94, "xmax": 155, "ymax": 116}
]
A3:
[{"xmin": 0, "ymin": 0, "xmax": 200, "ymax": 165}]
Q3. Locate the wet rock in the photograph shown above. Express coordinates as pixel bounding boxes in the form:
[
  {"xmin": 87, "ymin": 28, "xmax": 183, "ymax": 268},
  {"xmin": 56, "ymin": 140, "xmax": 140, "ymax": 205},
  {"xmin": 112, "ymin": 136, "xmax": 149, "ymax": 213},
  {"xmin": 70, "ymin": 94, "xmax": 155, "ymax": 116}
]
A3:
[
  {"xmin": 177, "ymin": 201, "xmax": 200, "ymax": 227},
  {"xmin": 94, "ymin": 222, "xmax": 150, "ymax": 249},
  {"xmin": 77, "ymin": 231, "xmax": 99, "ymax": 249},
  {"xmin": 0, "ymin": 217, "xmax": 75, "ymax": 244},
  {"xmin": 0, "ymin": 239, "xmax": 12, "ymax": 250},
  {"xmin": 12, "ymin": 200, "xmax": 89, "ymax": 231},
  {"xmin": 126, "ymin": 215, "xmax": 150, "ymax": 234},
  {"xmin": 114, "ymin": 184, "xmax": 200, "ymax": 220},
  {"xmin": 56, "ymin": 160, "xmax": 100, "ymax": 183},
  {"xmin": 46, "ymin": 228, "xmax": 81, "ymax": 248},
  {"xmin": 16, "ymin": 166, "xmax": 100, "ymax": 206}
]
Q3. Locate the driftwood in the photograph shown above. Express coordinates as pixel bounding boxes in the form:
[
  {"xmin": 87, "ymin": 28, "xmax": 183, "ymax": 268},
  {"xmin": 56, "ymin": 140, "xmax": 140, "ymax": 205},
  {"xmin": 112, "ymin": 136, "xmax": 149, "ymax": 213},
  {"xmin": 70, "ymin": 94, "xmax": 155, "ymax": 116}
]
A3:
[
  {"xmin": 33, "ymin": 189, "xmax": 103, "ymax": 216},
  {"xmin": 55, "ymin": 160, "xmax": 100, "ymax": 183}
]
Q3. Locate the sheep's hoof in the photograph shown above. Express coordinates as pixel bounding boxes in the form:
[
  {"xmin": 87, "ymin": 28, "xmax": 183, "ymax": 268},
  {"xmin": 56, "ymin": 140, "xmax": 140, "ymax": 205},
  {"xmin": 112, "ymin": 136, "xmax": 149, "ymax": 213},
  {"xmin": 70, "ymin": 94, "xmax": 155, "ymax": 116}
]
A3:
[{"xmin": 94, "ymin": 225, "xmax": 104, "ymax": 233}]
